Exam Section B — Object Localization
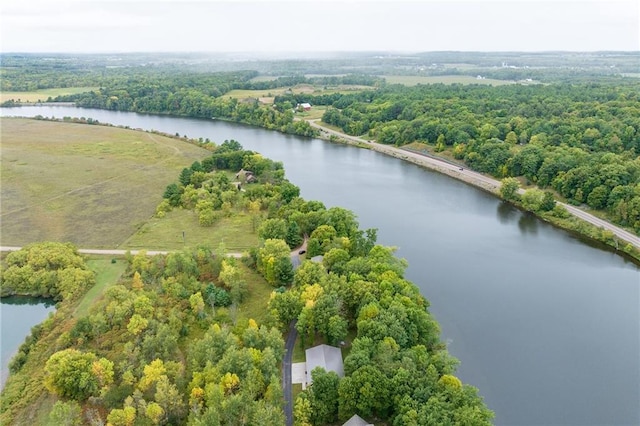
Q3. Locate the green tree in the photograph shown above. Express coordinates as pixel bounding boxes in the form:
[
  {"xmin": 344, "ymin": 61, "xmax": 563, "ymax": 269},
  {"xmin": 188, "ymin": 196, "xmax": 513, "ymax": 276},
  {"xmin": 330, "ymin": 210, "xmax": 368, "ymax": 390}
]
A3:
[
  {"xmin": 294, "ymin": 395, "xmax": 313, "ymax": 426},
  {"xmin": 505, "ymin": 131, "xmax": 518, "ymax": 144},
  {"xmin": 258, "ymin": 239, "xmax": 293, "ymax": 286},
  {"xmin": 327, "ymin": 315, "xmax": 348, "ymax": 346},
  {"xmin": 145, "ymin": 402, "xmax": 165, "ymax": 425},
  {"xmin": 127, "ymin": 314, "xmax": 149, "ymax": 336},
  {"xmin": 500, "ymin": 177, "xmax": 521, "ymax": 201},
  {"xmin": 285, "ymin": 221, "xmax": 304, "ymax": 249},
  {"xmin": 44, "ymin": 349, "xmax": 110, "ymax": 400},
  {"xmin": 540, "ymin": 191, "xmax": 556, "ymax": 211},
  {"xmin": 269, "ymin": 290, "xmax": 304, "ymax": 329},
  {"xmin": 587, "ymin": 185, "xmax": 610, "ymax": 209},
  {"xmin": 275, "ymin": 255, "xmax": 295, "ymax": 286},
  {"xmin": 106, "ymin": 406, "xmax": 136, "ymax": 426},
  {"xmin": 307, "ymin": 368, "xmax": 340, "ymax": 425},
  {"xmin": 189, "ymin": 292, "xmax": 206, "ymax": 318},
  {"xmin": 198, "ymin": 208, "xmax": 217, "ymax": 227},
  {"xmin": 258, "ymin": 218, "xmax": 288, "ymax": 241},
  {"xmin": 521, "ymin": 188, "xmax": 545, "ymax": 211},
  {"xmin": 47, "ymin": 400, "xmax": 82, "ymax": 426}
]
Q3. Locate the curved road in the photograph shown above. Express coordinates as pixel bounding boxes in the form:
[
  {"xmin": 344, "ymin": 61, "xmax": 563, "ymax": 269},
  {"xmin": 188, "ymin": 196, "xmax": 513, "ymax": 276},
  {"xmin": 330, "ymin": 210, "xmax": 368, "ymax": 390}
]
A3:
[{"xmin": 308, "ymin": 120, "xmax": 640, "ymax": 250}]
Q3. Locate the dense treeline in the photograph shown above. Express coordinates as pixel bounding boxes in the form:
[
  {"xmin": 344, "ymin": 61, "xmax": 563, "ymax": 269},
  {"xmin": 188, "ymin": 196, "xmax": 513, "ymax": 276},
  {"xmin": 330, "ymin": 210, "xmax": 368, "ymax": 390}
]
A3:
[
  {"xmin": 271, "ymin": 248, "xmax": 494, "ymax": 425},
  {"xmin": 313, "ymin": 82, "xmax": 640, "ymax": 233},
  {"xmin": 0, "ymin": 242, "xmax": 95, "ymax": 300},
  {"xmin": 2, "ymin": 243, "xmax": 286, "ymax": 425},
  {"xmin": 45, "ymin": 71, "xmax": 317, "ymax": 137}
]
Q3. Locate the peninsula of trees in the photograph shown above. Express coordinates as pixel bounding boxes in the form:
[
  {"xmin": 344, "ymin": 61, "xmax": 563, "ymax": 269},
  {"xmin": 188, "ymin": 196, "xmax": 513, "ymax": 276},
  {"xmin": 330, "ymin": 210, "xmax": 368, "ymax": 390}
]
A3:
[{"xmin": 1, "ymin": 140, "xmax": 492, "ymax": 425}]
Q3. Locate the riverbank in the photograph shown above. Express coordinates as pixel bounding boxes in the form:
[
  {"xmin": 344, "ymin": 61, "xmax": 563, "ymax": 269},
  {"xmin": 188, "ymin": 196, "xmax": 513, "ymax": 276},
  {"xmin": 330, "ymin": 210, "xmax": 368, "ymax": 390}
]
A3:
[
  {"xmin": 4, "ymin": 108, "xmax": 638, "ymax": 259},
  {"xmin": 307, "ymin": 119, "xmax": 640, "ymax": 261}
]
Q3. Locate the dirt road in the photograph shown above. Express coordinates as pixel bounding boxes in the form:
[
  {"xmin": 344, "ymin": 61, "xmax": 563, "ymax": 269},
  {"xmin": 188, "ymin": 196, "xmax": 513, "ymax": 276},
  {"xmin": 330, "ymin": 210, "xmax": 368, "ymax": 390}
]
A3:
[
  {"xmin": 308, "ymin": 120, "xmax": 640, "ymax": 250},
  {"xmin": 0, "ymin": 246, "xmax": 244, "ymax": 257}
]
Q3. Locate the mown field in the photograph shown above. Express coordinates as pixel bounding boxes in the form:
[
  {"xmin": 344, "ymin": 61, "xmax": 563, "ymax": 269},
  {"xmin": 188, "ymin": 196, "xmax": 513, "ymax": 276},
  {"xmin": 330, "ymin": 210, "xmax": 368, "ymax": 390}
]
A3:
[
  {"xmin": 121, "ymin": 209, "xmax": 260, "ymax": 252},
  {"xmin": 0, "ymin": 118, "xmax": 211, "ymax": 248},
  {"xmin": 383, "ymin": 74, "xmax": 515, "ymax": 86},
  {"xmin": 0, "ymin": 87, "xmax": 98, "ymax": 103}
]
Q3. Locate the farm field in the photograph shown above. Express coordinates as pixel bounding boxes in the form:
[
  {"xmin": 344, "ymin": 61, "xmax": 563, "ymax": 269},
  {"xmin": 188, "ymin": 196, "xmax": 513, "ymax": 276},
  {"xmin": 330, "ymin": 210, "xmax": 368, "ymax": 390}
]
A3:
[
  {"xmin": 0, "ymin": 118, "xmax": 211, "ymax": 248},
  {"xmin": 383, "ymin": 74, "xmax": 514, "ymax": 86},
  {"xmin": 0, "ymin": 87, "xmax": 98, "ymax": 103},
  {"xmin": 224, "ymin": 83, "xmax": 373, "ymax": 104}
]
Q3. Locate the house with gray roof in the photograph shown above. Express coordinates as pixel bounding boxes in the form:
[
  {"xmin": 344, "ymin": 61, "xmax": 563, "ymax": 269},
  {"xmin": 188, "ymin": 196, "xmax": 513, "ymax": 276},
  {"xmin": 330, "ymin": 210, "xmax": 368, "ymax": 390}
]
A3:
[
  {"xmin": 305, "ymin": 344, "xmax": 344, "ymax": 385},
  {"xmin": 343, "ymin": 414, "xmax": 373, "ymax": 426}
]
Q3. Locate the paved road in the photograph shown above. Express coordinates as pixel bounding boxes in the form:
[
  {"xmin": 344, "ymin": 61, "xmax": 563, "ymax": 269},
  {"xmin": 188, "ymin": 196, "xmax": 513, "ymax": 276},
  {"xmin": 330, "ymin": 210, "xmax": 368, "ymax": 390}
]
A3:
[
  {"xmin": 308, "ymin": 120, "xmax": 640, "ymax": 250},
  {"xmin": 282, "ymin": 320, "xmax": 298, "ymax": 426}
]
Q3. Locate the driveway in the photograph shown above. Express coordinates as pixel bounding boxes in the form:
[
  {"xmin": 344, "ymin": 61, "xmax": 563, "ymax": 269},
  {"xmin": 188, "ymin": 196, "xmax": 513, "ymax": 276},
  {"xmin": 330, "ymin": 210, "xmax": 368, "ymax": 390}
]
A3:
[{"xmin": 282, "ymin": 320, "xmax": 297, "ymax": 426}]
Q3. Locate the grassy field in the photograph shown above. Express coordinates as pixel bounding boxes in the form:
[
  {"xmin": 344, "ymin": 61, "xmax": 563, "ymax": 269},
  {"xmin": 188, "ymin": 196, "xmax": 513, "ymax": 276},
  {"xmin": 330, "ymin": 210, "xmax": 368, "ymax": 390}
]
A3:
[
  {"xmin": 383, "ymin": 75, "xmax": 514, "ymax": 86},
  {"xmin": 74, "ymin": 258, "xmax": 128, "ymax": 318},
  {"xmin": 294, "ymin": 105, "xmax": 327, "ymax": 120},
  {"xmin": 0, "ymin": 118, "xmax": 212, "ymax": 248},
  {"xmin": 121, "ymin": 208, "xmax": 260, "ymax": 252},
  {"xmin": 0, "ymin": 87, "xmax": 98, "ymax": 103},
  {"xmin": 235, "ymin": 262, "xmax": 273, "ymax": 324}
]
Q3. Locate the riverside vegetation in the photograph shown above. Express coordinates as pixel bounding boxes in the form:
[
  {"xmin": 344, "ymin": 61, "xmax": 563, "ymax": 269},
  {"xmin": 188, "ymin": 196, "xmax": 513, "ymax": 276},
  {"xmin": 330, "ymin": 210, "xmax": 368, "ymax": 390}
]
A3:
[
  {"xmin": 0, "ymin": 134, "xmax": 493, "ymax": 425},
  {"xmin": 2, "ymin": 52, "xmax": 638, "ymax": 255}
]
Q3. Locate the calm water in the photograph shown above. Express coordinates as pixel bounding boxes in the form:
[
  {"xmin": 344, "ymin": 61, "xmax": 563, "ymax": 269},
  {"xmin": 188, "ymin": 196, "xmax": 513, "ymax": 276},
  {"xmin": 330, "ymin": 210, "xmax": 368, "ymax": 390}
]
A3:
[
  {"xmin": 2, "ymin": 106, "xmax": 639, "ymax": 425},
  {"xmin": 0, "ymin": 296, "xmax": 55, "ymax": 389}
]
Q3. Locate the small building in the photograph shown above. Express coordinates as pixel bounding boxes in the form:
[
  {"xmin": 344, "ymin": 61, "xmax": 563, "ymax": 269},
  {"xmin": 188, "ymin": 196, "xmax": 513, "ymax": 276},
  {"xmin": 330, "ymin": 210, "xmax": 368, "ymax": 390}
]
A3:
[
  {"xmin": 305, "ymin": 344, "xmax": 344, "ymax": 385},
  {"xmin": 343, "ymin": 414, "xmax": 373, "ymax": 426},
  {"xmin": 235, "ymin": 169, "xmax": 255, "ymax": 183},
  {"xmin": 298, "ymin": 102, "xmax": 312, "ymax": 111}
]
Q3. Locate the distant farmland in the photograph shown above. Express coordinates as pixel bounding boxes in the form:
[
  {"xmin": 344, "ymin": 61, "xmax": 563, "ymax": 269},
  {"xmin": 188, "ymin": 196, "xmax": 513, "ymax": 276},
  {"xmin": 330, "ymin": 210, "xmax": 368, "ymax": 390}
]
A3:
[
  {"xmin": 383, "ymin": 75, "xmax": 514, "ymax": 86},
  {"xmin": 224, "ymin": 83, "xmax": 374, "ymax": 103},
  {"xmin": 0, "ymin": 87, "xmax": 98, "ymax": 103},
  {"xmin": 0, "ymin": 118, "xmax": 211, "ymax": 247}
]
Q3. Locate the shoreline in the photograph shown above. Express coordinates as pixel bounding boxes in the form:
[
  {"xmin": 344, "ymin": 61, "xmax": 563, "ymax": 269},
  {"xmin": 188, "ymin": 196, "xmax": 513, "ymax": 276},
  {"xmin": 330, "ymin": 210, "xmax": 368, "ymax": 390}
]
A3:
[
  {"xmin": 3, "ymin": 110, "xmax": 638, "ymax": 260},
  {"xmin": 306, "ymin": 119, "xmax": 640, "ymax": 261}
]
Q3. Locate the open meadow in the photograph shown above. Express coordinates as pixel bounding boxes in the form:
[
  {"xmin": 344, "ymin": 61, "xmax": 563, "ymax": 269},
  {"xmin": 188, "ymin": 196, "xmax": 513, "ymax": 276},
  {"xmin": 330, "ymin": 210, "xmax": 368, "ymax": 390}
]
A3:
[
  {"xmin": 0, "ymin": 87, "xmax": 98, "ymax": 103},
  {"xmin": 121, "ymin": 209, "xmax": 260, "ymax": 252},
  {"xmin": 0, "ymin": 118, "xmax": 212, "ymax": 247}
]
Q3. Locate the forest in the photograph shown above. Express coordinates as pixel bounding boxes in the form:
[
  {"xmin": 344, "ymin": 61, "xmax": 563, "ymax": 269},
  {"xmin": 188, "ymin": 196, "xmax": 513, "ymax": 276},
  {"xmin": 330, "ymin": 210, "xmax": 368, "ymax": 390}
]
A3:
[
  {"xmin": 1, "ymin": 141, "xmax": 492, "ymax": 425},
  {"xmin": 314, "ymin": 82, "xmax": 640, "ymax": 234}
]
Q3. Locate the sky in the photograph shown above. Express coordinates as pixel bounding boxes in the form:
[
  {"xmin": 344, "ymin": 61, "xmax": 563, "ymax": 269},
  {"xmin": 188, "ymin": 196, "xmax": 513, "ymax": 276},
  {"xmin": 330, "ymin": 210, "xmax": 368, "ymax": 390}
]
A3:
[{"xmin": 1, "ymin": 0, "xmax": 638, "ymax": 53}]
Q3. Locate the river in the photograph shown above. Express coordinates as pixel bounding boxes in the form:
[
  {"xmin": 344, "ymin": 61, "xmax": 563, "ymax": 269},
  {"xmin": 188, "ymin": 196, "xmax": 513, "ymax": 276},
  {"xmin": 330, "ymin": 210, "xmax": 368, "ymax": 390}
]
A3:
[{"xmin": 1, "ymin": 106, "xmax": 639, "ymax": 425}]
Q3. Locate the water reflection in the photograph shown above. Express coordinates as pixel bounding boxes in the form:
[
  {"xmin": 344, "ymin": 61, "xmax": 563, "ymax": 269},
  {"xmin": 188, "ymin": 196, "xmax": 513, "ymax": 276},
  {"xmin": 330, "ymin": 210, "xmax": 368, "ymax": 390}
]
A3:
[
  {"xmin": 496, "ymin": 201, "xmax": 518, "ymax": 224},
  {"xmin": 518, "ymin": 213, "xmax": 538, "ymax": 235},
  {"xmin": 0, "ymin": 295, "xmax": 56, "ymax": 307}
]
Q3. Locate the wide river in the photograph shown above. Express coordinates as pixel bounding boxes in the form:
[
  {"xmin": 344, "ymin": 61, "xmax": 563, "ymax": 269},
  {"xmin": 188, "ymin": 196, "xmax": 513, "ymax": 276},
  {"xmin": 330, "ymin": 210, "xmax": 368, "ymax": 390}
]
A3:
[{"xmin": 2, "ymin": 106, "xmax": 639, "ymax": 425}]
